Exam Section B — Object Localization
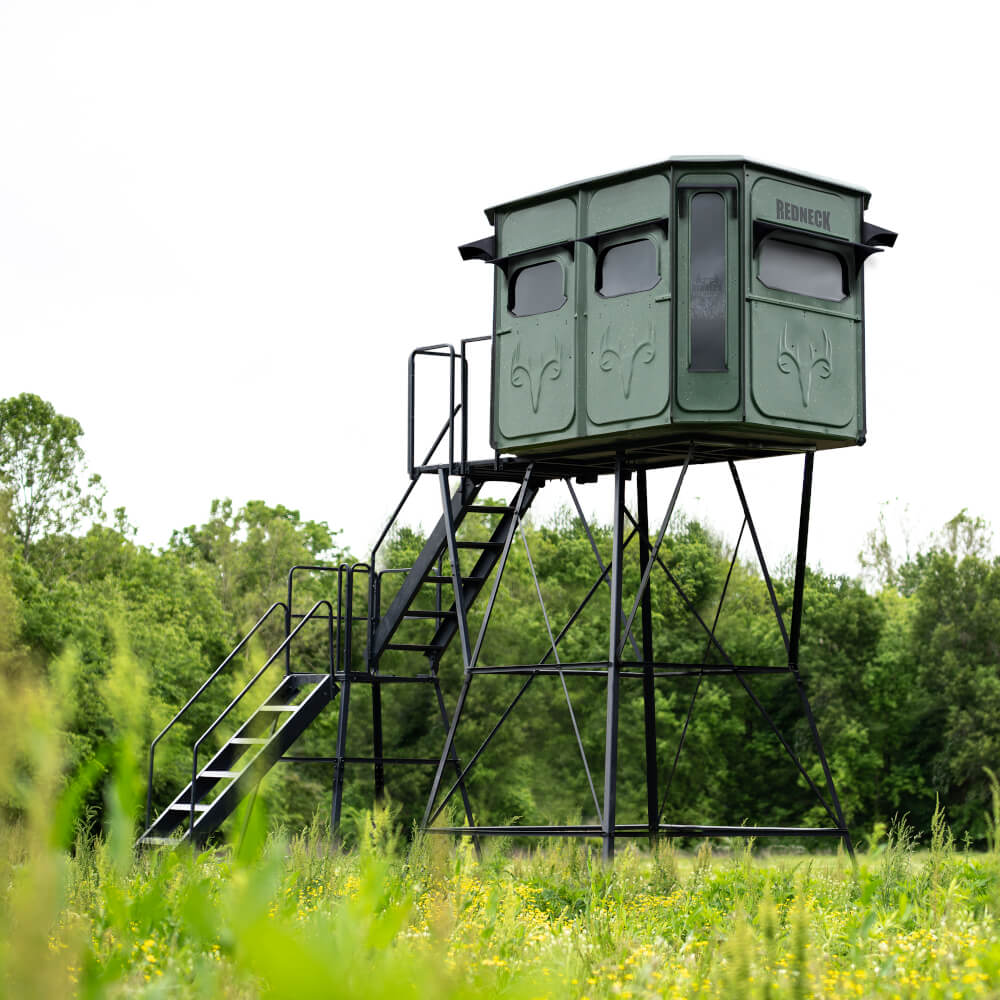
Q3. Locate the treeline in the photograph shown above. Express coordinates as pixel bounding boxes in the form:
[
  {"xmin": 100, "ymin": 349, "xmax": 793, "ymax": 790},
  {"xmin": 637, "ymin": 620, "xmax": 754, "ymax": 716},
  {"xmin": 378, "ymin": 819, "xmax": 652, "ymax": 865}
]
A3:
[{"xmin": 2, "ymin": 392, "xmax": 999, "ymax": 844}]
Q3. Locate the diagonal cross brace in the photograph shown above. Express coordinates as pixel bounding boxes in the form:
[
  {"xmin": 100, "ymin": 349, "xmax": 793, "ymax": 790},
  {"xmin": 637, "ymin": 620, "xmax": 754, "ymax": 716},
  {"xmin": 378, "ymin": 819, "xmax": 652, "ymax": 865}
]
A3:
[
  {"xmin": 658, "ymin": 517, "xmax": 746, "ymax": 825},
  {"xmin": 729, "ymin": 461, "xmax": 789, "ymax": 652},
  {"xmin": 423, "ymin": 527, "xmax": 641, "ymax": 829},
  {"xmin": 616, "ymin": 446, "xmax": 693, "ymax": 660},
  {"xmin": 469, "ymin": 467, "xmax": 534, "ymax": 669},
  {"xmin": 621, "ymin": 500, "xmax": 839, "ymax": 829},
  {"xmin": 517, "ymin": 514, "xmax": 603, "ymax": 824},
  {"xmin": 565, "ymin": 480, "xmax": 642, "ymax": 661},
  {"xmin": 647, "ymin": 543, "xmax": 839, "ymax": 827}
]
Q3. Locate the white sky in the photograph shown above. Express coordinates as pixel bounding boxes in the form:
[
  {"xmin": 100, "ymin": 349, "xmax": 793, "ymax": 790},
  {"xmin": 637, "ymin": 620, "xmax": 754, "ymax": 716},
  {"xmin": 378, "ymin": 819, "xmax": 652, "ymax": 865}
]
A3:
[{"xmin": 0, "ymin": 1, "xmax": 995, "ymax": 577}]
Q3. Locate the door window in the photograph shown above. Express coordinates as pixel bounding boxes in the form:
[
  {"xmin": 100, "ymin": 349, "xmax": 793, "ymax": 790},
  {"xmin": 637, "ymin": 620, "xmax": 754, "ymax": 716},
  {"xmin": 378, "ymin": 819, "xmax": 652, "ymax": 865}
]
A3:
[
  {"xmin": 598, "ymin": 238, "xmax": 659, "ymax": 298},
  {"xmin": 509, "ymin": 260, "xmax": 566, "ymax": 317},
  {"xmin": 758, "ymin": 238, "xmax": 846, "ymax": 301},
  {"xmin": 689, "ymin": 193, "xmax": 727, "ymax": 371}
]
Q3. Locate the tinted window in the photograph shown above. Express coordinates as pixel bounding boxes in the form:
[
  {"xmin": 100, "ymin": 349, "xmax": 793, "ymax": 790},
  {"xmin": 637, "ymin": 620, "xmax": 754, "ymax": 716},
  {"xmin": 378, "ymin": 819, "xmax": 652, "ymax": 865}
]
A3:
[
  {"xmin": 598, "ymin": 238, "xmax": 659, "ymax": 297},
  {"xmin": 689, "ymin": 193, "xmax": 727, "ymax": 371},
  {"xmin": 509, "ymin": 260, "xmax": 566, "ymax": 317},
  {"xmin": 759, "ymin": 239, "xmax": 846, "ymax": 301}
]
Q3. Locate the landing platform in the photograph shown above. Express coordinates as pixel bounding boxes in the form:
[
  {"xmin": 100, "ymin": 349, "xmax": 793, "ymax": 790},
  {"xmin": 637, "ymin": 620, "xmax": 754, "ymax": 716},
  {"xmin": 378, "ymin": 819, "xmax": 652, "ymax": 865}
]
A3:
[{"xmin": 419, "ymin": 431, "xmax": 833, "ymax": 484}]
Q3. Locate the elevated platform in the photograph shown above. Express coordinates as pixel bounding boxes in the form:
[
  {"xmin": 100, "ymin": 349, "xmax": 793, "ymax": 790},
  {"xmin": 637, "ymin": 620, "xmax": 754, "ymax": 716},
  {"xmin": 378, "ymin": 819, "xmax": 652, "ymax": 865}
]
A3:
[{"xmin": 428, "ymin": 432, "xmax": 825, "ymax": 486}]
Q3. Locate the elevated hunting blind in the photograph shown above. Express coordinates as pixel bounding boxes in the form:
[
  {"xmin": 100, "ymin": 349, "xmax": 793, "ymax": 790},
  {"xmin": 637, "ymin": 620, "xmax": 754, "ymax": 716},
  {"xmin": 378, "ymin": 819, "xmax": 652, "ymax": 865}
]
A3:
[
  {"xmin": 142, "ymin": 157, "xmax": 896, "ymax": 862},
  {"xmin": 460, "ymin": 156, "xmax": 895, "ymax": 459}
]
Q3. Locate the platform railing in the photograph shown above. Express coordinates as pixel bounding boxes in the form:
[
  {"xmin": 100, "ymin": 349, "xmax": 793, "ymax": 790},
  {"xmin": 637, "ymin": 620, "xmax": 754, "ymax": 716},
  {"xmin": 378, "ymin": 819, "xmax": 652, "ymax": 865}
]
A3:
[
  {"xmin": 408, "ymin": 342, "xmax": 460, "ymax": 478},
  {"xmin": 406, "ymin": 335, "xmax": 491, "ymax": 479},
  {"xmin": 284, "ymin": 563, "xmax": 368, "ymax": 676}
]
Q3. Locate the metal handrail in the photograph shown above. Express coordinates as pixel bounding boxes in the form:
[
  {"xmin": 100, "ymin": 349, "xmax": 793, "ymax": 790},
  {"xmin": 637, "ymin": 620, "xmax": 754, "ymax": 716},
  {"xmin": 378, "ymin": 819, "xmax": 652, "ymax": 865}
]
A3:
[
  {"xmin": 189, "ymin": 599, "xmax": 335, "ymax": 834},
  {"xmin": 407, "ymin": 335, "xmax": 491, "ymax": 479},
  {"xmin": 408, "ymin": 342, "xmax": 477, "ymax": 479},
  {"xmin": 344, "ymin": 563, "xmax": 370, "ymax": 673},
  {"xmin": 286, "ymin": 563, "xmax": 350, "ymax": 674},
  {"xmin": 371, "ymin": 336, "xmax": 488, "ymax": 673},
  {"xmin": 460, "ymin": 335, "xmax": 491, "ymax": 470},
  {"xmin": 144, "ymin": 601, "xmax": 288, "ymax": 830}
]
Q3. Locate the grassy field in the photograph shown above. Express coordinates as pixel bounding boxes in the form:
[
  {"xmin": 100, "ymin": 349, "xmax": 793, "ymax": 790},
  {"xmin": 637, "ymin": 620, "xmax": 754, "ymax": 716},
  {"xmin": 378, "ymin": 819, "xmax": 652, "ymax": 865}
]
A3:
[
  {"xmin": 2, "ymin": 804, "xmax": 1000, "ymax": 999},
  {"xmin": 2, "ymin": 667, "xmax": 999, "ymax": 998}
]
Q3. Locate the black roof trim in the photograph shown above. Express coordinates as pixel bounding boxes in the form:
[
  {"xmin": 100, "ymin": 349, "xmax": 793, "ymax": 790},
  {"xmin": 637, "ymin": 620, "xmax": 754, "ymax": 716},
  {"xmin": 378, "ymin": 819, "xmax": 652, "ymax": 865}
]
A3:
[
  {"xmin": 861, "ymin": 221, "xmax": 898, "ymax": 248},
  {"xmin": 577, "ymin": 216, "xmax": 669, "ymax": 251},
  {"xmin": 458, "ymin": 236, "xmax": 496, "ymax": 262},
  {"xmin": 752, "ymin": 219, "xmax": 883, "ymax": 274},
  {"xmin": 457, "ymin": 237, "xmax": 575, "ymax": 276}
]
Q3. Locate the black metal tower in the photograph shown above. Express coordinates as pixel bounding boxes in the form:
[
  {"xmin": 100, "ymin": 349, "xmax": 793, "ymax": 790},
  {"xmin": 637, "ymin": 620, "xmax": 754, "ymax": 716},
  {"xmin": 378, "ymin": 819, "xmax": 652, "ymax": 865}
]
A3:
[{"xmin": 140, "ymin": 340, "xmax": 854, "ymax": 861}]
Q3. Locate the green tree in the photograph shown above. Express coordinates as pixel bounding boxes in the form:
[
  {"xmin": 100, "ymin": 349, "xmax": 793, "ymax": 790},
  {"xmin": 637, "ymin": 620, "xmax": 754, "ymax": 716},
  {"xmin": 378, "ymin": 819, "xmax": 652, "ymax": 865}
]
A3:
[
  {"xmin": 858, "ymin": 508, "xmax": 998, "ymax": 836},
  {"xmin": 910, "ymin": 545, "xmax": 1000, "ymax": 834},
  {"xmin": 169, "ymin": 499, "xmax": 349, "ymax": 629},
  {"xmin": 5, "ymin": 517, "xmax": 236, "ymax": 822},
  {"xmin": 0, "ymin": 495, "xmax": 25, "ymax": 676},
  {"xmin": 0, "ymin": 393, "xmax": 103, "ymax": 562}
]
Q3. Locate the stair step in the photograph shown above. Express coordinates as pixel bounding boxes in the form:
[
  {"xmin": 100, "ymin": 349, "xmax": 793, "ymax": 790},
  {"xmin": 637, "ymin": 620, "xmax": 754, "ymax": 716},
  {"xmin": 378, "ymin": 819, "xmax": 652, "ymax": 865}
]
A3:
[
  {"xmin": 424, "ymin": 574, "xmax": 485, "ymax": 584},
  {"xmin": 141, "ymin": 667, "xmax": 334, "ymax": 850},
  {"xmin": 456, "ymin": 540, "xmax": 504, "ymax": 550},
  {"xmin": 386, "ymin": 642, "xmax": 439, "ymax": 653},
  {"xmin": 464, "ymin": 505, "xmax": 515, "ymax": 514},
  {"xmin": 404, "ymin": 610, "xmax": 456, "ymax": 619}
]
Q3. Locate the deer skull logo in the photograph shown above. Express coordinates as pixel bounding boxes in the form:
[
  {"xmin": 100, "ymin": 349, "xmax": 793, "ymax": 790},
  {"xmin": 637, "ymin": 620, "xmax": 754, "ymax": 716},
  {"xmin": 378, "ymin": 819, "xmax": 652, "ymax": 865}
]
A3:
[
  {"xmin": 599, "ymin": 325, "xmax": 656, "ymax": 399},
  {"xmin": 777, "ymin": 325, "xmax": 832, "ymax": 407},
  {"xmin": 511, "ymin": 336, "xmax": 563, "ymax": 413}
]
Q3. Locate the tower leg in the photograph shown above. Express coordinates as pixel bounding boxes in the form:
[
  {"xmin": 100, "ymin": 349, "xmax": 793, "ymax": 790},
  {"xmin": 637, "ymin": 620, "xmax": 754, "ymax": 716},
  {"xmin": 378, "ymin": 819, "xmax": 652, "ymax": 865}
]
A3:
[
  {"xmin": 423, "ymin": 673, "xmax": 472, "ymax": 829},
  {"xmin": 637, "ymin": 469, "xmax": 658, "ymax": 846},
  {"xmin": 331, "ymin": 674, "xmax": 352, "ymax": 838},
  {"xmin": 602, "ymin": 457, "xmax": 626, "ymax": 861},
  {"xmin": 787, "ymin": 452, "xmax": 855, "ymax": 860},
  {"xmin": 433, "ymin": 677, "xmax": 477, "ymax": 832},
  {"xmin": 372, "ymin": 680, "xmax": 385, "ymax": 802}
]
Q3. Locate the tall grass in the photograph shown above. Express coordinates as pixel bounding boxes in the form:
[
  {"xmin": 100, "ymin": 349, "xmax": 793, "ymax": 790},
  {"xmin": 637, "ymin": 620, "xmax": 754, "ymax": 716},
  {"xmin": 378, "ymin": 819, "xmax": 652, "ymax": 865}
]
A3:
[{"xmin": 2, "ymin": 643, "xmax": 1000, "ymax": 997}]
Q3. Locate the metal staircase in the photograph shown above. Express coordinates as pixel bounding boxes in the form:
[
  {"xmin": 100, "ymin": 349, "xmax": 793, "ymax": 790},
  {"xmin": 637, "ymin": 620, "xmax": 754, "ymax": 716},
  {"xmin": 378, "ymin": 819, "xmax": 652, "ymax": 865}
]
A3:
[
  {"xmin": 142, "ymin": 339, "xmax": 547, "ymax": 848},
  {"xmin": 370, "ymin": 476, "xmax": 540, "ymax": 666},
  {"xmin": 140, "ymin": 594, "xmax": 344, "ymax": 848},
  {"xmin": 140, "ymin": 673, "xmax": 331, "ymax": 846},
  {"xmin": 141, "ymin": 462, "xmax": 542, "ymax": 848}
]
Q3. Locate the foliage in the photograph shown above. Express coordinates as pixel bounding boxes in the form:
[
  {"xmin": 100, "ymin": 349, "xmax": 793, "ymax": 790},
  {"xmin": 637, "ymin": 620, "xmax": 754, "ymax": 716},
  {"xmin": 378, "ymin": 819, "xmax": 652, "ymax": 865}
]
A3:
[
  {"xmin": 3, "ymin": 394, "xmax": 1000, "ymax": 854},
  {"xmin": 169, "ymin": 498, "xmax": 349, "ymax": 630},
  {"xmin": 0, "ymin": 392, "xmax": 105, "ymax": 561}
]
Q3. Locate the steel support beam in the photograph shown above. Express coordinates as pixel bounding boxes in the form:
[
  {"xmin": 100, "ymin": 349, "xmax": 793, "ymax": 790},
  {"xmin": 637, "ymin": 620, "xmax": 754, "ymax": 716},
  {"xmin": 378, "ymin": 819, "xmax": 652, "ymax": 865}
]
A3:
[
  {"xmin": 636, "ymin": 469, "xmax": 658, "ymax": 845},
  {"xmin": 428, "ymin": 823, "xmax": 844, "ymax": 839},
  {"xmin": 602, "ymin": 456, "xmax": 626, "ymax": 861},
  {"xmin": 372, "ymin": 681, "xmax": 385, "ymax": 801},
  {"xmin": 786, "ymin": 453, "xmax": 855, "ymax": 860}
]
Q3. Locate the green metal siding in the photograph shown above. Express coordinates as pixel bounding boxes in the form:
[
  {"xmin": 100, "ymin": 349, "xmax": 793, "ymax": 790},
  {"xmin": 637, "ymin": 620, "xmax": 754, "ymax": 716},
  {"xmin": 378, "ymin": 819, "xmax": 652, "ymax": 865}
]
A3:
[
  {"xmin": 485, "ymin": 158, "xmax": 878, "ymax": 456},
  {"xmin": 583, "ymin": 174, "xmax": 671, "ymax": 437},
  {"xmin": 493, "ymin": 199, "xmax": 578, "ymax": 449},
  {"xmin": 743, "ymin": 172, "xmax": 864, "ymax": 442}
]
